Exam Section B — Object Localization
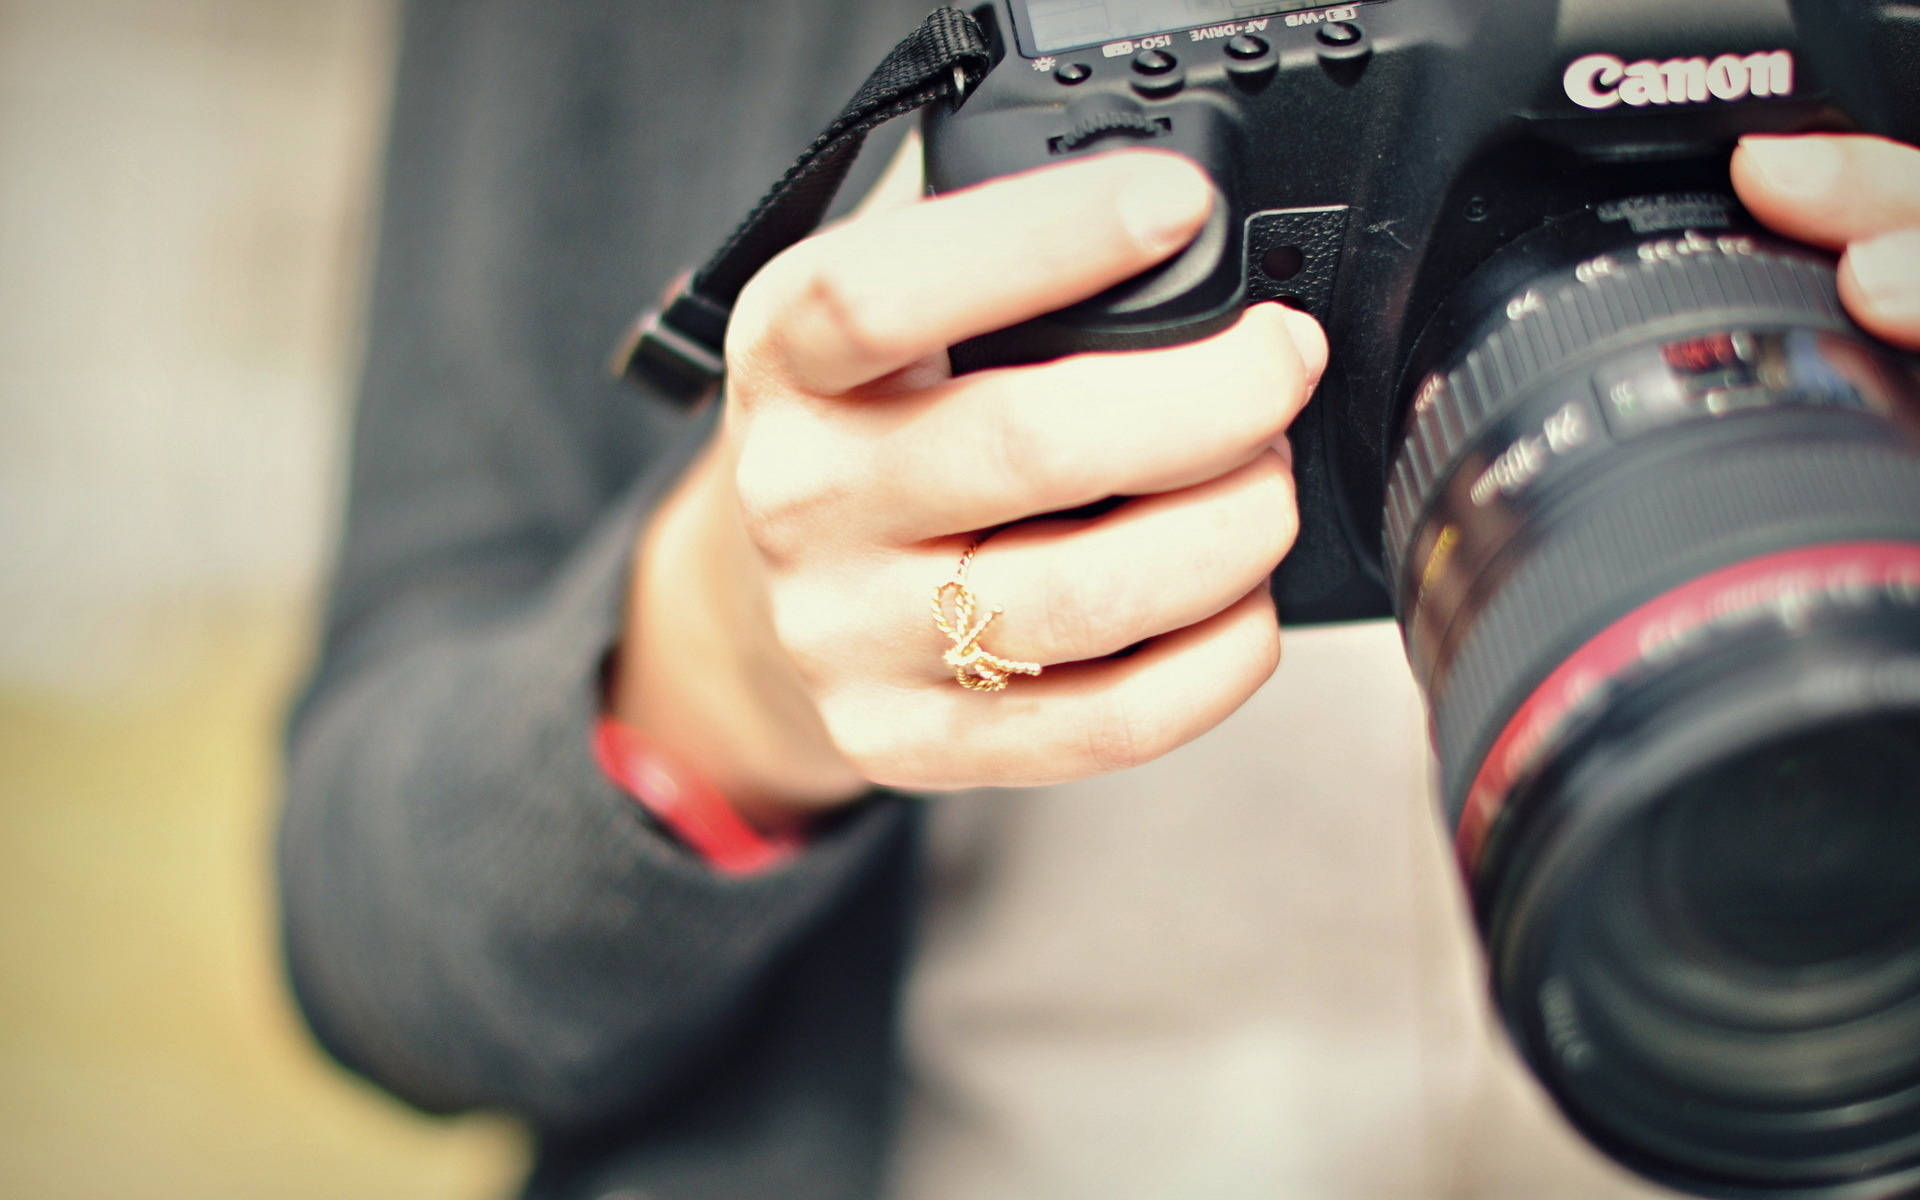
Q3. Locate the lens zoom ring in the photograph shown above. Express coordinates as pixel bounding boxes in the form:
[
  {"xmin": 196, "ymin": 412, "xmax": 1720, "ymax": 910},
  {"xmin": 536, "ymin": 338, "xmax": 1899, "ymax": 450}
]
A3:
[
  {"xmin": 1384, "ymin": 248, "xmax": 1845, "ymax": 574},
  {"xmin": 1431, "ymin": 438, "xmax": 1920, "ymax": 823}
]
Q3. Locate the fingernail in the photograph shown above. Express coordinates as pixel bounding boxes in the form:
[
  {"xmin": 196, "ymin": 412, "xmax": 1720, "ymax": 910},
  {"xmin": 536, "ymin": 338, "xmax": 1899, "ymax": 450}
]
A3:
[
  {"xmin": 1739, "ymin": 135, "xmax": 1844, "ymax": 201},
  {"xmin": 1115, "ymin": 155, "xmax": 1213, "ymax": 254},
  {"xmin": 1843, "ymin": 229, "xmax": 1920, "ymax": 317}
]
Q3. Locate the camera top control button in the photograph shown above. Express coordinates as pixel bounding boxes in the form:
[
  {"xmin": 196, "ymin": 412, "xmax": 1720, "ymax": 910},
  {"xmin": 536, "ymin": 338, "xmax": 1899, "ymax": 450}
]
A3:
[
  {"xmin": 1131, "ymin": 69, "xmax": 1184, "ymax": 98},
  {"xmin": 1225, "ymin": 34, "xmax": 1269, "ymax": 60},
  {"xmin": 1224, "ymin": 33, "xmax": 1275, "ymax": 81},
  {"xmin": 1129, "ymin": 49, "xmax": 1183, "ymax": 97},
  {"xmin": 1315, "ymin": 21, "xmax": 1371, "ymax": 64},
  {"xmin": 1053, "ymin": 62, "xmax": 1092, "ymax": 85},
  {"xmin": 1132, "ymin": 49, "xmax": 1177, "ymax": 75}
]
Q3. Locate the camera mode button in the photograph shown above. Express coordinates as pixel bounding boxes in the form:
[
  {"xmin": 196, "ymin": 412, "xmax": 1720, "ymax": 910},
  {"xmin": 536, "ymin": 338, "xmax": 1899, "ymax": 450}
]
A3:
[
  {"xmin": 1226, "ymin": 35, "xmax": 1269, "ymax": 60},
  {"xmin": 1315, "ymin": 21, "xmax": 1372, "ymax": 65},
  {"xmin": 1131, "ymin": 49, "xmax": 1183, "ymax": 97},
  {"xmin": 1224, "ymin": 33, "xmax": 1275, "ymax": 81},
  {"xmin": 1132, "ymin": 49, "xmax": 1177, "ymax": 75}
]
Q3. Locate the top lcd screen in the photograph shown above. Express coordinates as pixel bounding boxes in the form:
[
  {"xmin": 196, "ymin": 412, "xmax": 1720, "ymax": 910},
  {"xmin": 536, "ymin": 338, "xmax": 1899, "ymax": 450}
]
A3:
[{"xmin": 1017, "ymin": 0, "xmax": 1344, "ymax": 53}]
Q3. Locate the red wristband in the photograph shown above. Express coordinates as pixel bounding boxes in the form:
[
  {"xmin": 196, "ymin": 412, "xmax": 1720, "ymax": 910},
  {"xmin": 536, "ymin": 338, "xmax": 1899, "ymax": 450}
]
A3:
[{"xmin": 592, "ymin": 716, "xmax": 803, "ymax": 875}]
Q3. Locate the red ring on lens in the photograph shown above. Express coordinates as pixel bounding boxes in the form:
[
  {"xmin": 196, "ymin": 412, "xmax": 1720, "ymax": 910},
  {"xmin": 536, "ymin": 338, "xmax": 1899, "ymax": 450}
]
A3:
[{"xmin": 1457, "ymin": 540, "xmax": 1920, "ymax": 872}]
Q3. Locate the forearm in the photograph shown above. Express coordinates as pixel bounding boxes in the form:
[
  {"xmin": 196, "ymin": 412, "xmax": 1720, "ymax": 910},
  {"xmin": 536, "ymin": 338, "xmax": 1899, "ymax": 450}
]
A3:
[{"xmin": 279, "ymin": 474, "xmax": 908, "ymax": 1133}]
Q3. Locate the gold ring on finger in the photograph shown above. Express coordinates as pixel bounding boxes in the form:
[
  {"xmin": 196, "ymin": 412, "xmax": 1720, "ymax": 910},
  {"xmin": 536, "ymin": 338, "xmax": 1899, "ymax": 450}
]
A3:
[{"xmin": 930, "ymin": 541, "xmax": 1042, "ymax": 692}]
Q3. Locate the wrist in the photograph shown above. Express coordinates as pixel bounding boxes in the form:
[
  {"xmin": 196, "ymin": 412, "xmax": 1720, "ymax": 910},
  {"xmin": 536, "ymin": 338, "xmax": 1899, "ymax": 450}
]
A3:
[
  {"xmin": 592, "ymin": 713, "xmax": 805, "ymax": 872},
  {"xmin": 613, "ymin": 440, "xmax": 868, "ymax": 828}
]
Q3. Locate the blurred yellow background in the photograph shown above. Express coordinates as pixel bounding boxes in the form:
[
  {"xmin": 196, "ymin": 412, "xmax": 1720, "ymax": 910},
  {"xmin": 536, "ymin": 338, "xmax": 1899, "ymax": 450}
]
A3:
[{"xmin": 0, "ymin": 1, "xmax": 522, "ymax": 1194}]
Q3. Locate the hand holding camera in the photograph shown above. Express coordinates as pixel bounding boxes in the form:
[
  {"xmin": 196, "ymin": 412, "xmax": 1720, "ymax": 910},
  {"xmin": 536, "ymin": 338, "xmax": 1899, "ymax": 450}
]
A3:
[
  {"xmin": 613, "ymin": 148, "xmax": 1327, "ymax": 827},
  {"xmin": 618, "ymin": 0, "xmax": 1920, "ymax": 1190}
]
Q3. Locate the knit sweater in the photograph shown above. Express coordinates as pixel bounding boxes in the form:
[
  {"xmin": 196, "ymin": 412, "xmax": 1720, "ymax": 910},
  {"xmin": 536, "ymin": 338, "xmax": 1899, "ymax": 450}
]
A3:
[{"xmin": 279, "ymin": 3, "xmax": 934, "ymax": 1196}]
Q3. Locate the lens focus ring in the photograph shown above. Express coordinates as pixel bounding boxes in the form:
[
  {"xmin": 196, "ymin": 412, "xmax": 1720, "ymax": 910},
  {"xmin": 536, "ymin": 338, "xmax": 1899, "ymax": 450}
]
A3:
[
  {"xmin": 1385, "ymin": 238, "xmax": 1848, "ymax": 579},
  {"xmin": 1379, "ymin": 212, "xmax": 1920, "ymax": 1199}
]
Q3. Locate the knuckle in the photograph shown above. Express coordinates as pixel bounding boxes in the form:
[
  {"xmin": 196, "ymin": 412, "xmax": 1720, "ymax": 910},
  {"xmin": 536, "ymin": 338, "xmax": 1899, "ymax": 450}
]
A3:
[
  {"xmin": 800, "ymin": 262, "xmax": 913, "ymax": 369},
  {"xmin": 762, "ymin": 599, "xmax": 816, "ymax": 674},
  {"xmin": 730, "ymin": 460, "xmax": 800, "ymax": 564},
  {"xmin": 731, "ymin": 429, "xmax": 843, "ymax": 567},
  {"xmin": 986, "ymin": 389, "xmax": 1093, "ymax": 510},
  {"xmin": 818, "ymin": 697, "xmax": 914, "ymax": 782},
  {"xmin": 763, "ymin": 580, "xmax": 846, "ymax": 686},
  {"xmin": 811, "ymin": 691, "xmax": 863, "ymax": 750},
  {"xmin": 723, "ymin": 263, "xmax": 790, "ymax": 383},
  {"xmin": 721, "ymin": 341, "xmax": 781, "ymax": 408}
]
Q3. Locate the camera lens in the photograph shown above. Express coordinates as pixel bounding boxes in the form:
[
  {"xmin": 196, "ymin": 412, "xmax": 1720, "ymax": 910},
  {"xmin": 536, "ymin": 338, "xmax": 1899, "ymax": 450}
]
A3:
[
  {"xmin": 1661, "ymin": 722, "xmax": 1920, "ymax": 974},
  {"xmin": 1385, "ymin": 204, "xmax": 1920, "ymax": 1197},
  {"xmin": 1539, "ymin": 710, "xmax": 1920, "ymax": 1190}
]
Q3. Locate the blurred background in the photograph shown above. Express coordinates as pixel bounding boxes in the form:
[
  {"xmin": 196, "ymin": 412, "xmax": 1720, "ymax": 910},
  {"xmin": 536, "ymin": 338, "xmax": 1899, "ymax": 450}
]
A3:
[
  {"xmin": 0, "ymin": 1, "xmax": 521, "ymax": 1194},
  {"xmin": 0, "ymin": 2, "xmax": 1696, "ymax": 1196}
]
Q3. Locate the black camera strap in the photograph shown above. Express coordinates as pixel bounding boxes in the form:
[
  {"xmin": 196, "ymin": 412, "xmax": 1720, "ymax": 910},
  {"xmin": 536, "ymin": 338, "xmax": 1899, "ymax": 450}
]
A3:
[{"xmin": 612, "ymin": 7, "xmax": 992, "ymax": 402}]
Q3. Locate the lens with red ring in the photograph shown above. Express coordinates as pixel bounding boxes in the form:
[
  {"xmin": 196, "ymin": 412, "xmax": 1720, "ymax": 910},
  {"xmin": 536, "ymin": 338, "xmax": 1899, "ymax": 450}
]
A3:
[{"xmin": 1384, "ymin": 199, "xmax": 1920, "ymax": 1197}]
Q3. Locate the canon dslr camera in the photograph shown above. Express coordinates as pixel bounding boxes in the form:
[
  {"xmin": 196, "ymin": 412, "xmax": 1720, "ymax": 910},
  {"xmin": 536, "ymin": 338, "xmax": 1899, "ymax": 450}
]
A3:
[{"xmin": 925, "ymin": 2, "xmax": 1920, "ymax": 1196}]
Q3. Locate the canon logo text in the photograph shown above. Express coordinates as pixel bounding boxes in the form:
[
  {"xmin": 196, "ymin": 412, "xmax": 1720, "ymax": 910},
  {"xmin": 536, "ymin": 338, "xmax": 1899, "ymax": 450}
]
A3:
[{"xmin": 1564, "ymin": 50, "xmax": 1794, "ymax": 110}]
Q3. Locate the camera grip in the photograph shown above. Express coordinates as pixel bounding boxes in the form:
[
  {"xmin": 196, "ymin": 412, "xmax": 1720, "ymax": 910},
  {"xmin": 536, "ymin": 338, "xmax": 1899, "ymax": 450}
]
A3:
[
  {"xmin": 948, "ymin": 178, "xmax": 1243, "ymax": 373},
  {"xmin": 927, "ymin": 98, "xmax": 1246, "ymax": 372}
]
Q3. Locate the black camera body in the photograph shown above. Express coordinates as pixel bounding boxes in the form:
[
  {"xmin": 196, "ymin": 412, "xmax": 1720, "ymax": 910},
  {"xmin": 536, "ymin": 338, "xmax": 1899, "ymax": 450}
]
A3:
[
  {"xmin": 926, "ymin": 5, "xmax": 1920, "ymax": 1197},
  {"xmin": 924, "ymin": 0, "xmax": 1920, "ymax": 624}
]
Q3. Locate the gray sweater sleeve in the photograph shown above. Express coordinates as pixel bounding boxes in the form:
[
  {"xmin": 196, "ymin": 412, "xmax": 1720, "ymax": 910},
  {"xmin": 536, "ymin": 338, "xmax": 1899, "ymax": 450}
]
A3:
[{"xmin": 277, "ymin": 0, "xmax": 915, "ymax": 1138}]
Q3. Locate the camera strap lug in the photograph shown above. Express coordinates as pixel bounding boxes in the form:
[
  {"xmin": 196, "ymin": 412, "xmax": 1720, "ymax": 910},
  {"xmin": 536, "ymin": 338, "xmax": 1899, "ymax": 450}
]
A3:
[{"xmin": 612, "ymin": 7, "xmax": 992, "ymax": 404}]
